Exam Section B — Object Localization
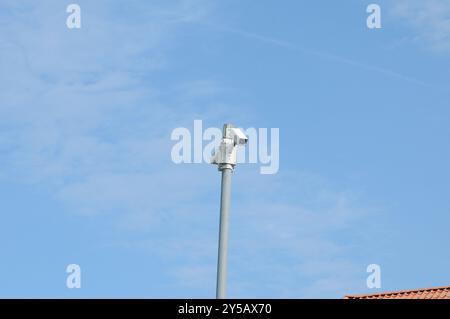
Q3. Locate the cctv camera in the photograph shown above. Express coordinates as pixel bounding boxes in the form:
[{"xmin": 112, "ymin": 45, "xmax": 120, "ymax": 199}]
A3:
[
  {"xmin": 227, "ymin": 127, "xmax": 248, "ymax": 146},
  {"xmin": 211, "ymin": 124, "xmax": 248, "ymax": 169}
]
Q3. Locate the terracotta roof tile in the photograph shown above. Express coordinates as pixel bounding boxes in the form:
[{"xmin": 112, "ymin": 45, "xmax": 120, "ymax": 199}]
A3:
[{"xmin": 344, "ymin": 285, "xmax": 450, "ymax": 299}]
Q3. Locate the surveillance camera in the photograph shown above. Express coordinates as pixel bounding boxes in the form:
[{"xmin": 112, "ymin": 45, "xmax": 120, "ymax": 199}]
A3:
[
  {"xmin": 227, "ymin": 127, "xmax": 248, "ymax": 146},
  {"xmin": 211, "ymin": 125, "xmax": 248, "ymax": 168}
]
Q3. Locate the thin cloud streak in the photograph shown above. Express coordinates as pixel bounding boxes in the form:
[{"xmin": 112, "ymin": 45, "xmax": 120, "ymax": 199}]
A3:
[{"xmin": 202, "ymin": 23, "xmax": 428, "ymax": 87}]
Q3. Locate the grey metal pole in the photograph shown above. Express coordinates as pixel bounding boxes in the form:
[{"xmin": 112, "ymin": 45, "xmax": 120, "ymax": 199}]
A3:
[
  {"xmin": 216, "ymin": 164, "xmax": 233, "ymax": 299},
  {"xmin": 213, "ymin": 123, "xmax": 247, "ymax": 299}
]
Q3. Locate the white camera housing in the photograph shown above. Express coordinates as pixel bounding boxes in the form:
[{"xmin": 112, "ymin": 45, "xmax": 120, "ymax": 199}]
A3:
[{"xmin": 211, "ymin": 124, "xmax": 248, "ymax": 169}]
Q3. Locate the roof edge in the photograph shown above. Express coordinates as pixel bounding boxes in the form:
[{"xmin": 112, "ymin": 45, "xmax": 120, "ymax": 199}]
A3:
[{"xmin": 344, "ymin": 285, "xmax": 450, "ymax": 299}]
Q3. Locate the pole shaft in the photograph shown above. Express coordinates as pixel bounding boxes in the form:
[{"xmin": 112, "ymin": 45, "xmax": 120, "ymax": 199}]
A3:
[{"xmin": 216, "ymin": 167, "xmax": 233, "ymax": 299}]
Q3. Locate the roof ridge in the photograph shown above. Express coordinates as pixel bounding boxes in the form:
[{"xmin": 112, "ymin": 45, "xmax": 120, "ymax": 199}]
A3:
[{"xmin": 344, "ymin": 285, "xmax": 450, "ymax": 299}]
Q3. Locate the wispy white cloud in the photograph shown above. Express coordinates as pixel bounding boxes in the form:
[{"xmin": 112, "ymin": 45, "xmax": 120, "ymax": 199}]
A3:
[
  {"xmin": 392, "ymin": 0, "xmax": 450, "ymax": 52},
  {"xmin": 0, "ymin": 0, "xmax": 242, "ymax": 297},
  {"xmin": 0, "ymin": 0, "xmax": 216, "ymax": 180},
  {"xmin": 224, "ymin": 170, "xmax": 374, "ymax": 298}
]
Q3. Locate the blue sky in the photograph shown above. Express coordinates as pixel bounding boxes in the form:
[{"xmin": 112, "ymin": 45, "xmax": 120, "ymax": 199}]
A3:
[{"xmin": 1, "ymin": 0, "xmax": 450, "ymax": 298}]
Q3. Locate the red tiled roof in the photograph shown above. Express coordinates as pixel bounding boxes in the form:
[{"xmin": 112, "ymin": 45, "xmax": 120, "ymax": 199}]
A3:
[{"xmin": 344, "ymin": 285, "xmax": 450, "ymax": 299}]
